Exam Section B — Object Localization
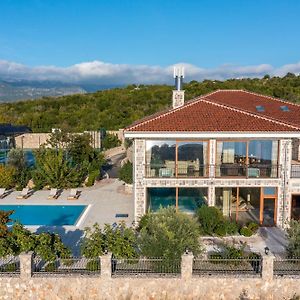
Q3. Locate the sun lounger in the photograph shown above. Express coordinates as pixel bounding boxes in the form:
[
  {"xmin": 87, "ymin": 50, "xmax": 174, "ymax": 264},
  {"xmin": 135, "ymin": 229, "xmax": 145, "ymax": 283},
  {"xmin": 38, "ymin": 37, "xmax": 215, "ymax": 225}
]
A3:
[
  {"xmin": 67, "ymin": 189, "xmax": 80, "ymax": 200},
  {"xmin": 17, "ymin": 188, "xmax": 33, "ymax": 199},
  {"xmin": 48, "ymin": 188, "xmax": 60, "ymax": 200},
  {"xmin": 0, "ymin": 188, "xmax": 10, "ymax": 199}
]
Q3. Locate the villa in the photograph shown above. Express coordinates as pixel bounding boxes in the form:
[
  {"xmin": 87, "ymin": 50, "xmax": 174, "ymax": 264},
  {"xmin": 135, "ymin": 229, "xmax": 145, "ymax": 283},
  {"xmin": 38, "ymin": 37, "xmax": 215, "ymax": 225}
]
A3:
[{"xmin": 124, "ymin": 70, "xmax": 300, "ymax": 227}]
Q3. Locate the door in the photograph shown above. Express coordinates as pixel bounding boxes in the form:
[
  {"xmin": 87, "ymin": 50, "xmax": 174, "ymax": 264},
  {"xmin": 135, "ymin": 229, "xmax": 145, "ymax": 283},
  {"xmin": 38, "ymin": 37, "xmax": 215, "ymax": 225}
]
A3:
[{"xmin": 262, "ymin": 198, "xmax": 276, "ymax": 226}]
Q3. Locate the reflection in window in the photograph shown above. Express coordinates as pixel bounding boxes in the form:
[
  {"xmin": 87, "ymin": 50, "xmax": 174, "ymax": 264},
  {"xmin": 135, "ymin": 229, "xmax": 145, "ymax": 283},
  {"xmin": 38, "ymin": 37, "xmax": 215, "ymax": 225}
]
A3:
[
  {"xmin": 248, "ymin": 140, "xmax": 278, "ymax": 178},
  {"xmin": 177, "ymin": 142, "xmax": 208, "ymax": 177},
  {"xmin": 178, "ymin": 188, "xmax": 207, "ymax": 213},
  {"xmin": 216, "ymin": 141, "xmax": 247, "ymax": 177},
  {"xmin": 146, "ymin": 141, "xmax": 176, "ymax": 177},
  {"xmin": 215, "ymin": 188, "xmax": 238, "ymax": 219},
  {"xmin": 147, "ymin": 188, "xmax": 176, "ymax": 212}
]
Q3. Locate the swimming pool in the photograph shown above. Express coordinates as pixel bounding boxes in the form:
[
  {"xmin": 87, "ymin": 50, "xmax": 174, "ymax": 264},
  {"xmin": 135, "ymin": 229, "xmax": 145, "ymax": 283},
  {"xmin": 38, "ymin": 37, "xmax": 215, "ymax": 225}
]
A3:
[{"xmin": 0, "ymin": 205, "xmax": 87, "ymax": 226}]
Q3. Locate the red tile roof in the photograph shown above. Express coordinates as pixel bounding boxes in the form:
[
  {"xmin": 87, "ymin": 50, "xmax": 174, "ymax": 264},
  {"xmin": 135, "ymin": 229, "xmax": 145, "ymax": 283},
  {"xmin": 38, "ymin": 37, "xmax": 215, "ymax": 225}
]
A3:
[
  {"xmin": 204, "ymin": 90, "xmax": 300, "ymax": 128},
  {"xmin": 126, "ymin": 91, "xmax": 300, "ymax": 133}
]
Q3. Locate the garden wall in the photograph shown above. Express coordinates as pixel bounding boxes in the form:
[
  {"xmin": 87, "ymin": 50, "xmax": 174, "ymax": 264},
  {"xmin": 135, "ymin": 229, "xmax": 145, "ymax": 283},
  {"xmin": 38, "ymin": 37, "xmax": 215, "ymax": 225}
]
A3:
[{"xmin": 1, "ymin": 253, "xmax": 300, "ymax": 300}]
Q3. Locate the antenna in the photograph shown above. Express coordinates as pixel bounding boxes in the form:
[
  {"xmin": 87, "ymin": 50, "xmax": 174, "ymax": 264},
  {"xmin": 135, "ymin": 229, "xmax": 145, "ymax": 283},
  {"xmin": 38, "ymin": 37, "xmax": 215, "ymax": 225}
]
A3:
[{"xmin": 173, "ymin": 67, "xmax": 184, "ymax": 91}]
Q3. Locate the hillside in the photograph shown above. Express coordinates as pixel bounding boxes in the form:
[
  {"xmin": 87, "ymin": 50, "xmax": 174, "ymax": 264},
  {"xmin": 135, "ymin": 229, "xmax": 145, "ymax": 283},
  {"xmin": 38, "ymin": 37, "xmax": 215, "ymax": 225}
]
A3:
[{"xmin": 1, "ymin": 73, "xmax": 300, "ymax": 133}]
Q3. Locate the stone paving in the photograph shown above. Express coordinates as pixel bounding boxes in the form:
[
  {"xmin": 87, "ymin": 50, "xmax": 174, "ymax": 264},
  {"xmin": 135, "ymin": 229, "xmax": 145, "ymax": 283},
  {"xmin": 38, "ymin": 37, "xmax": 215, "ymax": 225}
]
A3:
[{"xmin": 0, "ymin": 179, "xmax": 134, "ymax": 254}]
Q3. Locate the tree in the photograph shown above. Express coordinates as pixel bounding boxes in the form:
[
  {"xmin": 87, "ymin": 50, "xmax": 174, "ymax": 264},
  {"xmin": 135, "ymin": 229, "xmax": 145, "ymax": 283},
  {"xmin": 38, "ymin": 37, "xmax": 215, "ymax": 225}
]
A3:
[
  {"xmin": 0, "ymin": 165, "xmax": 15, "ymax": 189},
  {"xmin": 101, "ymin": 133, "xmax": 121, "ymax": 150},
  {"xmin": 138, "ymin": 207, "xmax": 202, "ymax": 259},
  {"xmin": 81, "ymin": 222, "xmax": 138, "ymax": 258},
  {"xmin": 7, "ymin": 149, "xmax": 31, "ymax": 190},
  {"xmin": 118, "ymin": 161, "xmax": 133, "ymax": 184},
  {"xmin": 33, "ymin": 148, "xmax": 88, "ymax": 189},
  {"xmin": 286, "ymin": 220, "xmax": 300, "ymax": 257}
]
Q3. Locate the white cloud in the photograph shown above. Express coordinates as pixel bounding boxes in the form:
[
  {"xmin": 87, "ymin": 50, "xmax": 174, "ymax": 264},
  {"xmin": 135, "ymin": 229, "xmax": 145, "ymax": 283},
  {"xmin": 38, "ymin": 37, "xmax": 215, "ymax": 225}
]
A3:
[{"xmin": 0, "ymin": 59, "xmax": 299, "ymax": 85}]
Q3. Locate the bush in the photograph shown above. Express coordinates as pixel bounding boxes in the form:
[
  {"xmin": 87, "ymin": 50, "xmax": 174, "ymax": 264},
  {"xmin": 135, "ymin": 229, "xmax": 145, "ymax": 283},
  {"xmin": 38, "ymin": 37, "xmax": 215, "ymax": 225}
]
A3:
[
  {"xmin": 247, "ymin": 222, "xmax": 259, "ymax": 233},
  {"xmin": 197, "ymin": 206, "xmax": 239, "ymax": 237},
  {"xmin": 240, "ymin": 227, "xmax": 253, "ymax": 237},
  {"xmin": 86, "ymin": 169, "xmax": 99, "ymax": 187},
  {"xmin": 101, "ymin": 133, "xmax": 121, "ymax": 150},
  {"xmin": 118, "ymin": 161, "xmax": 133, "ymax": 184},
  {"xmin": 3, "ymin": 263, "xmax": 17, "ymax": 272},
  {"xmin": 286, "ymin": 220, "xmax": 300, "ymax": 257},
  {"xmin": 0, "ymin": 165, "xmax": 15, "ymax": 189},
  {"xmin": 138, "ymin": 207, "xmax": 203, "ymax": 259},
  {"xmin": 45, "ymin": 262, "xmax": 57, "ymax": 272},
  {"xmin": 86, "ymin": 259, "xmax": 100, "ymax": 271}
]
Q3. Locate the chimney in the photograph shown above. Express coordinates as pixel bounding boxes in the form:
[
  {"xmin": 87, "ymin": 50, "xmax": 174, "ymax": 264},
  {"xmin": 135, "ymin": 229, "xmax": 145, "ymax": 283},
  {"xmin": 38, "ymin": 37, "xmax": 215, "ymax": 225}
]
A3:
[{"xmin": 172, "ymin": 67, "xmax": 185, "ymax": 109}]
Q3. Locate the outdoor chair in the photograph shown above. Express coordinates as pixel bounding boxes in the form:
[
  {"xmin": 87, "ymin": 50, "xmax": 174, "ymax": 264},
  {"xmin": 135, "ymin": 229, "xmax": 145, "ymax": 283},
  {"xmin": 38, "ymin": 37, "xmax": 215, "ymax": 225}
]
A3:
[
  {"xmin": 67, "ymin": 189, "xmax": 81, "ymax": 200},
  {"xmin": 48, "ymin": 188, "xmax": 60, "ymax": 200},
  {"xmin": 17, "ymin": 188, "xmax": 33, "ymax": 199},
  {"xmin": 0, "ymin": 188, "xmax": 10, "ymax": 199}
]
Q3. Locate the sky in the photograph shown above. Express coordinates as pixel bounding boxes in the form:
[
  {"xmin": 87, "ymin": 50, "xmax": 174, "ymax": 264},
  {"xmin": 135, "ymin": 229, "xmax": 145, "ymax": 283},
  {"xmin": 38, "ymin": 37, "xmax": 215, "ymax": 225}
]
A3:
[{"xmin": 0, "ymin": 0, "xmax": 300, "ymax": 85}]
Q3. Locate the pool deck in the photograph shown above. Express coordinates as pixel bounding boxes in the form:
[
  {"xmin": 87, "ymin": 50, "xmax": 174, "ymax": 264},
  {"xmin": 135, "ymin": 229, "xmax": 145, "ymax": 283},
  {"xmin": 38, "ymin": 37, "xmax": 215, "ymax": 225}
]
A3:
[{"xmin": 0, "ymin": 179, "xmax": 134, "ymax": 253}]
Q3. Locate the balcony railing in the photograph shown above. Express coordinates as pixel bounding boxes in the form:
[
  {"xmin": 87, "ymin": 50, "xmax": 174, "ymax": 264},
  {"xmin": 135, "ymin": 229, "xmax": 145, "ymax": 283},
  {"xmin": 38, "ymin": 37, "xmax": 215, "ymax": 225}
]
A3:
[
  {"xmin": 291, "ymin": 164, "xmax": 300, "ymax": 178},
  {"xmin": 145, "ymin": 164, "xmax": 280, "ymax": 179}
]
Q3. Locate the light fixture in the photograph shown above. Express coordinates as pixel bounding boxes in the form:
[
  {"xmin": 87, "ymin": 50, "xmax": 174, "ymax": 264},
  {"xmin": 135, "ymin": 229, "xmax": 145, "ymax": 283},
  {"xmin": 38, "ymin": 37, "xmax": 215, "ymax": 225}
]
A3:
[
  {"xmin": 104, "ymin": 249, "xmax": 108, "ymax": 255},
  {"xmin": 185, "ymin": 248, "xmax": 189, "ymax": 255},
  {"xmin": 264, "ymin": 247, "xmax": 270, "ymax": 255}
]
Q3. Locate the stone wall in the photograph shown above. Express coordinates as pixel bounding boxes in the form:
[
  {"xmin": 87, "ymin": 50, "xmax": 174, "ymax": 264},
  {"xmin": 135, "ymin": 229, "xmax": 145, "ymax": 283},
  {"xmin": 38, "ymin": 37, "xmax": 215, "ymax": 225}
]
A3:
[
  {"xmin": 15, "ymin": 131, "xmax": 101, "ymax": 149},
  {"xmin": 1, "ymin": 252, "xmax": 300, "ymax": 300}
]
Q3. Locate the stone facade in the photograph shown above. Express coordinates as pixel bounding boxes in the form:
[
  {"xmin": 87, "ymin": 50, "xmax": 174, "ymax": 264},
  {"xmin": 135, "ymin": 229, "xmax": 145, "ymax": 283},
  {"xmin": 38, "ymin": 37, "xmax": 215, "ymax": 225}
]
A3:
[
  {"xmin": 133, "ymin": 138, "xmax": 298, "ymax": 227},
  {"xmin": 1, "ymin": 252, "xmax": 300, "ymax": 300}
]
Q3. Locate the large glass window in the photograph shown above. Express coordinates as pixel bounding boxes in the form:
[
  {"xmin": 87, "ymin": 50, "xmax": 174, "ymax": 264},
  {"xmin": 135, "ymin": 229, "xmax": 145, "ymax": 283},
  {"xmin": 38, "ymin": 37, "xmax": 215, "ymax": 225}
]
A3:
[
  {"xmin": 146, "ymin": 141, "xmax": 176, "ymax": 177},
  {"xmin": 147, "ymin": 187, "xmax": 207, "ymax": 213},
  {"xmin": 177, "ymin": 142, "xmax": 208, "ymax": 177},
  {"xmin": 216, "ymin": 141, "xmax": 247, "ymax": 177},
  {"xmin": 178, "ymin": 188, "xmax": 207, "ymax": 213},
  {"xmin": 147, "ymin": 188, "xmax": 176, "ymax": 212},
  {"xmin": 248, "ymin": 140, "xmax": 278, "ymax": 178},
  {"xmin": 215, "ymin": 188, "xmax": 238, "ymax": 220},
  {"xmin": 145, "ymin": 140, "xmax": 208, "ymax": 178}
]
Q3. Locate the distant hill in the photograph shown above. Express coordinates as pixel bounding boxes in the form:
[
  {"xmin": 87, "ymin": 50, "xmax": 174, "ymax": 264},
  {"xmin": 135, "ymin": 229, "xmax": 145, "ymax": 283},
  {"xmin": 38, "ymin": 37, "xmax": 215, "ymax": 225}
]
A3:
[
  {"xmin": 0, "ymin": 73, "xmax": 300, "ymax": 133},
  {"xmin": 0, "ymin": 80, "xmax": 87, "ymax": 102}
]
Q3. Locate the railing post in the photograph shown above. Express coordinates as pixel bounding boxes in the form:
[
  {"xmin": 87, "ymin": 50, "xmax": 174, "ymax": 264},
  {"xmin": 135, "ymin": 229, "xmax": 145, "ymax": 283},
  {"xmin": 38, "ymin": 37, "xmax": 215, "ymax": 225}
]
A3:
[
  {"xmin": 262, "ymin": 254, "xmax": 274, "ymax": 282},
  {"xmin": 19, "ymin": 252, "xmax": 33, "ymax": 279},
  {"xmin": 181, "ymin": 252, "xmax": 194, "ymax": 280},
  {"xmin": 100, "ymin": 252, "xmax": 112, "ymax": 279}
]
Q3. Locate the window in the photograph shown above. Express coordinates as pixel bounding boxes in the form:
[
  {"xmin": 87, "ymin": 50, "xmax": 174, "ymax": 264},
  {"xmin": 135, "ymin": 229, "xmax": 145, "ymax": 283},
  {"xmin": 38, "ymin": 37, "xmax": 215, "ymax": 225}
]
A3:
[
  {"xmin": 147, "ymin": 187, "xmax": 208, "ymax": 213},
  {"xmin": 145, "ymin": 140, "xmax": 208, "ymax": 178},
  {"xmin": 146, "ymin": 141, "xmax": 176, "ymax": 177},
  {"xmin": 256, "ymin": 105, "xmax": 265, "ymax": 112},
  {"xmin": 280, "ymin": 105, "xmax": 290, "ymax": 112}
]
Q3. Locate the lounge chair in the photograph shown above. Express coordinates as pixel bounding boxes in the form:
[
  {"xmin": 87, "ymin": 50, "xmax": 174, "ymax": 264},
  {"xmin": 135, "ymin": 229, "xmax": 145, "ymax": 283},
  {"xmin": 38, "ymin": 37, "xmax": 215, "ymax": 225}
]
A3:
[
  {"xmin": 17, "ymin": 188, "xmax": 33, "ymax": 199},
  {"xmin": 67, "ymin": 189, "xmax": 80, "ymax": 200},
  {"xmin": 0, "ymin": 188, "xmax": 10, "ymax": 199},
  {"xmin": 48, "ymin": 188, "xmax": 60, "ymax": 200}
]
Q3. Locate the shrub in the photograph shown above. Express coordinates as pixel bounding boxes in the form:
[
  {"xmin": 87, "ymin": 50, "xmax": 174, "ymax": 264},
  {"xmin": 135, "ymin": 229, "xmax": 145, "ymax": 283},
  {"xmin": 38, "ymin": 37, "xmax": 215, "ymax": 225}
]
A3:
[
  {"xmin": 138, "ymin": 207, "xmax": 202, "ymax": 259},
  {"xmin": 118, "ymin": 161, "xmax": 133, "ymax": 184},
  {"xmin": 196, "ymin": 206, "xmax": 224, "ymax": 235},
  {"xmin": 86, "ymin": 169, "xmax": 99, "ymax": 187},
  {"xmin": 0, "ymin": 165, "xmax": 15, "ymax": 189},
  {"xmin": 3, "ymin": 263, "xmax": 17, "ymax": 272},
  {"xmin": 45, "ymin": 262, "xmax": 57, "ymax": 272},
  {"xmin": 240, "ymin": 227, "xmax": 253, "ymax": 237},
  {"xmin": 286, "ymin": 220, "xmax": 300, "ymax": 257},
  {"xmin": 101, "ymin": 133, "xmax": 121, "ymax": 150},
  {"xmin": 247, "ymin": 222, "xmax": 259, "ymax": 233},
  {"xmin": 86, "ymin": 259, "xmax": 100, "ymax": 271}
]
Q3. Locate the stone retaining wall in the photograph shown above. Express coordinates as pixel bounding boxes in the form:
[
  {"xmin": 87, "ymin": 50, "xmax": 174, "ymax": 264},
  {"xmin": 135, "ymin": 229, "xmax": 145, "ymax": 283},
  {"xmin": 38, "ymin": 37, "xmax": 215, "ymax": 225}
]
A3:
[{"xmin": 1, "ymin": 253, "xmax": 300, "ymax": 300}]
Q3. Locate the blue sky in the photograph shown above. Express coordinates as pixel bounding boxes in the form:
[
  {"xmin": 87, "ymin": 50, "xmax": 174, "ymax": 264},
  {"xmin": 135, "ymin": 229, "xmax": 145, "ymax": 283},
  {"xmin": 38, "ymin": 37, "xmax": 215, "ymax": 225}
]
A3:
[{"xmin": 0, "ymin": 0, "xmax": 300, "ymax": 84}]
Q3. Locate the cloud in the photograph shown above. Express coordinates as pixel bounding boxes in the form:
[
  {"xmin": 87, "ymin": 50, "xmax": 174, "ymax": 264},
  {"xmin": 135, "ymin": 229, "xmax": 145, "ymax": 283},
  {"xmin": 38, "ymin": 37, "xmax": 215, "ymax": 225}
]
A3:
[{"xmin": 0, "ymin": 59, "xmax": 299, "ymax": 85}]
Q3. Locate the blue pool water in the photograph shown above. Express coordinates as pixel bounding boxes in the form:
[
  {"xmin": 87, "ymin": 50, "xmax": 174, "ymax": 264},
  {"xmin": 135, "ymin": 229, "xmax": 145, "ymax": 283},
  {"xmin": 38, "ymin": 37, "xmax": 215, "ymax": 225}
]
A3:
[{"xmin": 0, "ymin": 205, "xmax": 87, "ymax": 226}]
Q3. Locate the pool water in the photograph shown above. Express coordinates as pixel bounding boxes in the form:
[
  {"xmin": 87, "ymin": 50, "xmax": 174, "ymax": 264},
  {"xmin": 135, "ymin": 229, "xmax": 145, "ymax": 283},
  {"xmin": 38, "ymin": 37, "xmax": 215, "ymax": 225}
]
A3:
[{"xmin": 0, "ymin": 205, "xmax": 87, "ymax": 226}]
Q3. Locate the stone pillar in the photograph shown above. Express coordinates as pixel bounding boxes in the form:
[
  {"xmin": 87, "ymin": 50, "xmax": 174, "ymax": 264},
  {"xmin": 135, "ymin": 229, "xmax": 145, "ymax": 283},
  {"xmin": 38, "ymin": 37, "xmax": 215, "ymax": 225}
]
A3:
[
  {"xmin": 209, "ymin": 139, "xmax": 216, "ymax": 178},
  {"xmin": 181, "ymin": 252, "xmax": 194, "ymax": 280},
  {"xmin": 261, "ymin": 254, "xmax": 274, "ymax": 282},
  {"xmin": 19, "ymin": 252, "xmax": 33, "ymax": 279},
  {"xmin": 208, "ymin": 185, "xmax": 215, "ymax": 206},
  {"xmin": 100, "ymin": 252, "xmax": 112, "ymax": 279}
]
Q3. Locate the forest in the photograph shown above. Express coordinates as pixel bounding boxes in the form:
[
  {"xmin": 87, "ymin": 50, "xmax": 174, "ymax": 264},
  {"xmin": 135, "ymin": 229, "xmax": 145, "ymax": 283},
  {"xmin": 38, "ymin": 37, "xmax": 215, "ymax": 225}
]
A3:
[{"xmin": 1, "ymin": 73, "xmax": 300, "ymax": 133}]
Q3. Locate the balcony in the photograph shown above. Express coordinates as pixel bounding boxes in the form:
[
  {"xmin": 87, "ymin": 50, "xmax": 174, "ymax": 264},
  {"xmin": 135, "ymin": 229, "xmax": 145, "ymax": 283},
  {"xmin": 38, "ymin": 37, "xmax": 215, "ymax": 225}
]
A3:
[
  {"xmin": 145, "ymin": 164, "xmax": 280, "ymax": 179},
  {"xmin": 291, "ymin": 164, "xmax": 300, "ymax": 178}
]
